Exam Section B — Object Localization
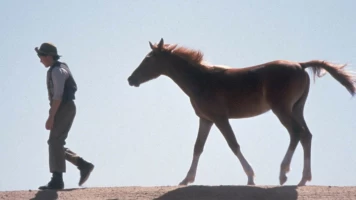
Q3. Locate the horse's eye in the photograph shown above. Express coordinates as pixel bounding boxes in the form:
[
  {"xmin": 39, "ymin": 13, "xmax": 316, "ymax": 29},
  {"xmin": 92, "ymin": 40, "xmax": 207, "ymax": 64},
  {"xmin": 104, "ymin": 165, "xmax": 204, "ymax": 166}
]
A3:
[
  {"xmin": 148, "ymin": 51, "xmax": 157, "ymax": 57},
  {"xmin": 146, "ymin": 53, "xmax": 156, "ymax": 60}
]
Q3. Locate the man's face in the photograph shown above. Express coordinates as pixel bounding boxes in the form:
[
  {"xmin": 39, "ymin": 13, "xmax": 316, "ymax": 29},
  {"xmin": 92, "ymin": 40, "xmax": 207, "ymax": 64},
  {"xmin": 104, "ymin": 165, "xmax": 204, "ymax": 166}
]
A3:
[{"xmin": 38, "ymin": 54, "xmax": 54, "ymax": 67}]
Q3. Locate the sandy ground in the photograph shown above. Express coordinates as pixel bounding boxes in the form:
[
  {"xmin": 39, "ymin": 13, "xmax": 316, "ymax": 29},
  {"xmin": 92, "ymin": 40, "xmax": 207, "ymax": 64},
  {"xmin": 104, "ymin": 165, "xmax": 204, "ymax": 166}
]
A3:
[{"xmin": 1, "ymin": 185, "xmax": 356, "ymax": 200}]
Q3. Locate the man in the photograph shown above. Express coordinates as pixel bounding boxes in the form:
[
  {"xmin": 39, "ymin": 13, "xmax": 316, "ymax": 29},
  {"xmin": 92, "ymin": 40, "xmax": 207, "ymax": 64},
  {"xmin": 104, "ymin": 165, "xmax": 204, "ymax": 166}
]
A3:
[{"xmin": 35, "ymin": 42, "xmax": 94, "ymax": 190}]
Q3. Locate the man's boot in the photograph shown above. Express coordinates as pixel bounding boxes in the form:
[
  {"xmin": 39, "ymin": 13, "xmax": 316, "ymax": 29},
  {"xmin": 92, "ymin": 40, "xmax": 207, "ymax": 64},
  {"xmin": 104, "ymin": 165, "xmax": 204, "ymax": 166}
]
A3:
[
  {"xmin": 77, "ymin": 157, "xmax": 94, "ymax": 186},
  {"xmin": 39, "ymin": 172, "xmax": 64, "ymax": 190}
]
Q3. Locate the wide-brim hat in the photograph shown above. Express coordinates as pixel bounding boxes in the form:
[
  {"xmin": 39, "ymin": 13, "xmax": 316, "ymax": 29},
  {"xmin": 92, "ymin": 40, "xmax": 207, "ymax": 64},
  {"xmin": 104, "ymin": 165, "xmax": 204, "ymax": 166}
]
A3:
[{"xmin": 35, "ymin": 42, "xmax": 61, "ymax": 57}]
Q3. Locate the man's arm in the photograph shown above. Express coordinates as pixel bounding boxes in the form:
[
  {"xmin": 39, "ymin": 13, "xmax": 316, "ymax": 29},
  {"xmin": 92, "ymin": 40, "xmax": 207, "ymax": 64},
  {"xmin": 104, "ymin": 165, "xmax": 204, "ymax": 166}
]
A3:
[
  {"xmin": 49, "ymin": 100, "xmax": 62, "ymax": 118},
  {"xmin": 49, "ymin": 66, "xmax": 69, "ymax": 117}
]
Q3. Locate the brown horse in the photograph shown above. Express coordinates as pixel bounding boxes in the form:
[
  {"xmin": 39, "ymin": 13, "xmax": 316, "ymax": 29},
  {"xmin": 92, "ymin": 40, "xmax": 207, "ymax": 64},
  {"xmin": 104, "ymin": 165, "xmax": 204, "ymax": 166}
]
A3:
[{"xmin": 128, "ymin": 38, "xmax": 356, "ymax": 186}]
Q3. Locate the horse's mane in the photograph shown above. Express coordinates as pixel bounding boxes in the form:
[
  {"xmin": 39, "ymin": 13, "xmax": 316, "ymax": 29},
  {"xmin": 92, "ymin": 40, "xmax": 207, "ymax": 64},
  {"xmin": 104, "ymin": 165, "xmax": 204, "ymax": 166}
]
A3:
[{"xmin": 161, "ymin": 44, "xmax": 230, "ymax": 72}]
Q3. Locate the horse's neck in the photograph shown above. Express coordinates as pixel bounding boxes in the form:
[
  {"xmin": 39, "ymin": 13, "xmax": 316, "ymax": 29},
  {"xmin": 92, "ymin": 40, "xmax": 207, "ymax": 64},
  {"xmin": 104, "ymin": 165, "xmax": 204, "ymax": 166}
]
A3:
[{"xmin": 164, "ymin": 60, "xmax": 205, "ymax": 97}]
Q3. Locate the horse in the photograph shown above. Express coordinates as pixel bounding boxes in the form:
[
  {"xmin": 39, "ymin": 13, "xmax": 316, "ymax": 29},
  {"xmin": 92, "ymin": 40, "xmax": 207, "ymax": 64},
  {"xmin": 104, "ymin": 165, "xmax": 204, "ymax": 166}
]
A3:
[{"xmin": 127, "ymin": 38, "xmax": 356, "ymax": 186}]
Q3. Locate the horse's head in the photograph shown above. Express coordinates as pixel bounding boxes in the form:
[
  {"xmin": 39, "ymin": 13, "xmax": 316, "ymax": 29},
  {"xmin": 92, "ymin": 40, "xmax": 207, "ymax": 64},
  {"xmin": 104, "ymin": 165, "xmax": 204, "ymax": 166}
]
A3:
[{"xmin": 128, "ymin": 38, "xmax": 176, "ymax": 87}]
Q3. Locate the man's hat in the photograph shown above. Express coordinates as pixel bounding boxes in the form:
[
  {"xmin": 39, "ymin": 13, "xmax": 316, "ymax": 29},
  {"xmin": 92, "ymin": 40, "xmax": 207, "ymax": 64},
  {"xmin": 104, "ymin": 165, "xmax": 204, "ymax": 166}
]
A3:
[{"xmin": 35, "ymin": 42, "xmax": 61, "ymax": 57}]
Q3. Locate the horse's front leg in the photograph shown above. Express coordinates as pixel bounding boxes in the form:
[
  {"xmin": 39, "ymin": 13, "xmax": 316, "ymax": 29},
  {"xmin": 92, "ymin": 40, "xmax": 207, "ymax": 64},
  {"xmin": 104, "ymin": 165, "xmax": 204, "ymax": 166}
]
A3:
[
  {"xmin": 179, "ymin": 117, "xmax": 213, "ymax": 185},
  {"xmin": 214, "ymin": 117, "xmax": 255, "ymax": 185}
]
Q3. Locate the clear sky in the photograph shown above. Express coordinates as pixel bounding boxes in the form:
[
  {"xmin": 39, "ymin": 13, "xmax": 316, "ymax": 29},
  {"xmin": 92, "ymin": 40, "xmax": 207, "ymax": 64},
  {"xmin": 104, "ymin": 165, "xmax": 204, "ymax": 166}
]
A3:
[{"xmin": 0, "ymin": 0, "xmax": 355, "ymax": 191}]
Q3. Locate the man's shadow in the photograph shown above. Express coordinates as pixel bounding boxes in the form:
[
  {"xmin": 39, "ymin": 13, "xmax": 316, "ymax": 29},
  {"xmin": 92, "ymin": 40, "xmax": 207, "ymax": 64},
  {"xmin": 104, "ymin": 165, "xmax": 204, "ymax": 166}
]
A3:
[{"xmin": 30, "ymin": 188, "xmax": 78, "ymax": 200}]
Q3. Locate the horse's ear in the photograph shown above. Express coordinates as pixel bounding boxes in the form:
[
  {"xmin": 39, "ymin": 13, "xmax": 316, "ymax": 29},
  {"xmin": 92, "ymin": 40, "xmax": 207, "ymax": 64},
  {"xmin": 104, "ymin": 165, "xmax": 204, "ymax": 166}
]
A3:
[
  {"xmin": 157, "ymin": 38, "xmax": 164, "ymax": 50},
  {"xmin": 149, "ymin": 41, "xmax": 154, "ymax": 50}
]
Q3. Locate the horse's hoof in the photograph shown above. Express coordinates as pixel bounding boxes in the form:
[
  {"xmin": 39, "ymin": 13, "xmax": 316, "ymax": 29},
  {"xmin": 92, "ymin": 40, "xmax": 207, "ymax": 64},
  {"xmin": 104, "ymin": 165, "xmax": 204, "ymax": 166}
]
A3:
[
  {"xmin": 247, "ymin": 176, "xmax": 255, "ymax": 185},
  {"xmin": 297, "ymin": 178, "xmax": 310, "ymax": 186},
  {"xmin": 178, "ymin": 181, "xmax": 187, "ymax": 186},
  {"xmin": 279, "ymin": 175, "xmax": 287, "ymax": 185},
  {"xmin": 247, "ymin": 181, "xmax": 255, "ymax": 186},
  {"xmin": 298, "ymin": 173, "xmax": 312, "ymax": 186},
  {"xmin": 297, "ymin": 181, "xmax": 306, "ymax": 186},
  {"xmin": 179, "ymin": 177, "xmax": 194, "ymax": 186}
]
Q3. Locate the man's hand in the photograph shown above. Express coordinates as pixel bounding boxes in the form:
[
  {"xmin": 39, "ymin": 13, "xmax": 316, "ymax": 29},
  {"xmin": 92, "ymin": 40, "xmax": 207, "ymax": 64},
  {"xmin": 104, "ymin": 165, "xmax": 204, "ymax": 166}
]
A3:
[{"xmin": 46, "ymin": 116, "xmax": 54, "ymax": 130}]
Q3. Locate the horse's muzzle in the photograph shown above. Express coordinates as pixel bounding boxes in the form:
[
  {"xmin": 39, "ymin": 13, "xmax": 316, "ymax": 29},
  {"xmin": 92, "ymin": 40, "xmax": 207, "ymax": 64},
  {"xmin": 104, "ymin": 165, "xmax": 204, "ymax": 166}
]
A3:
[{"xmin": 128, "ymin": 76, "xmax": 140, "ymax": 87}]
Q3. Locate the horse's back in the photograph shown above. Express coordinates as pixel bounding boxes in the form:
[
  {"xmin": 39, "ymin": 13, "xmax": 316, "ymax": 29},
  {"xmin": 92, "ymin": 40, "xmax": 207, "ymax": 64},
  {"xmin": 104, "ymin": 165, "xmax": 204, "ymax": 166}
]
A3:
[
  {"xmin": 206, "ymin": 60, "xmax": 309, "ymax": 117},
  {"xmin": 225, "ymin": 60, "xmax": 303, "ymax": 73}
]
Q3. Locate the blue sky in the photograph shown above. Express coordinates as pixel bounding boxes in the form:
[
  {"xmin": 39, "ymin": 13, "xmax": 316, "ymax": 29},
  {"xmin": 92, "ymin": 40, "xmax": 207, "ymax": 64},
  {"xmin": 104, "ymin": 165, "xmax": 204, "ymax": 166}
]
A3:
[{"xmin": 0, "ymin": 0, "xmax": 355, "ymax": 191}]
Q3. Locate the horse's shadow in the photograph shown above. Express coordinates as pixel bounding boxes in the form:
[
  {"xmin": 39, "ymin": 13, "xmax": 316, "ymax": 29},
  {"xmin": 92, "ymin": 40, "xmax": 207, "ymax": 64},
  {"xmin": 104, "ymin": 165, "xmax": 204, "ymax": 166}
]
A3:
[
  {"xmin": 154, "ymin": 185, "xmax": 298, "ymax": 200},
  {"xmin": 29, "ymin": 188, "xmax": 79, "ymax": 200}
]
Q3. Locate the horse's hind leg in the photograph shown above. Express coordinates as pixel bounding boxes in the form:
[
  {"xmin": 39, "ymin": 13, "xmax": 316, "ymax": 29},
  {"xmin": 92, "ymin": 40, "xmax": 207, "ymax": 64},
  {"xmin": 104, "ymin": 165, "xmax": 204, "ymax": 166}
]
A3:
[
  {"xmin": 292, "ymin": 86, "xmax": 312, "ymax": 186},
  {"xmin": 273, "ymin": 81, "xmax": 312, "ymax": 186},
  {"xmin": 179, "ymin": 117, "xmax": 213, "ymax": 185},
  {"xmin": 271, "ymin": 106, "xmax": 304, "ymax": 185},
  {"xmin": 214, "ymin": 117, "xmax": 255, "ymax": 185}
]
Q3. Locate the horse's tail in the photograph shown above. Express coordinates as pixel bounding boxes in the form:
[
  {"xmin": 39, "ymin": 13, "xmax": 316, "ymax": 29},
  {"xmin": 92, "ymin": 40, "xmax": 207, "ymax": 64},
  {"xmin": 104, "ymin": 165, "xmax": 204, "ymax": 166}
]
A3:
[{"xmin": 300, "ymin": 60, "xmax": 356, "ymax": 96}]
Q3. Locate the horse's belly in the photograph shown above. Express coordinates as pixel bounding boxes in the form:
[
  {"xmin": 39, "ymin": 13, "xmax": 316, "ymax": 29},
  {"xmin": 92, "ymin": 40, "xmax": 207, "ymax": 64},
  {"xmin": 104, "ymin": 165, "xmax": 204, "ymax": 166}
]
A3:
[{"xmin": 228, "ymin": 98, "xmax": 271, "ymax": 118}]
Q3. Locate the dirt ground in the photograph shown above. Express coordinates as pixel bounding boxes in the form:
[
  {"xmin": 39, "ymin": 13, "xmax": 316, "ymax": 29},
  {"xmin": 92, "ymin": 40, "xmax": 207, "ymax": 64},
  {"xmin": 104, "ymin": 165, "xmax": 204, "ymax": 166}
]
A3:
[{"xmin": 1, "ymin": 185, "xmax": 356, "ymax": 200}]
